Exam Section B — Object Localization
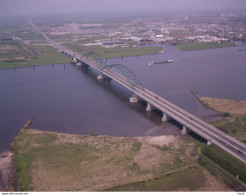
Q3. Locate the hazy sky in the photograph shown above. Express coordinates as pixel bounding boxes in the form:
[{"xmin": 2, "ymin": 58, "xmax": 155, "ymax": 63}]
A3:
[{"xmin": 0, "ymin": 0, "xmax": 246, "ymax": 16}]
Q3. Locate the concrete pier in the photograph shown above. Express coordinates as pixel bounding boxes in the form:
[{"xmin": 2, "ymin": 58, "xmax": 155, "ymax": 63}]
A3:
[
  {"xmin": 146, "ymin": 103, "xmax": 154, "ymax": 111},
  {"xmin": 181, "ymin": 126, "xmax": 187, "ymax": 134},
  {"xmin": 76, "ymin": 61, "xmax": 82, "ymax": 66},
  {"xmin": 162, "ymin": 113, "xmax": 170, "ymax": 122},
  {"xmin": 207, "ymin": 140, "xmax": 213, "ymax": 145},
  {"xmin": 72, "ymin": 57, "xmax": 77, "ymax": 63},
  {"xmin": 97, "ymin": 73, "xmax": 104, "ymax": 80},
  {"xmin": 129, "ymin": 95, "xmax": 138, "ymax": 103}
]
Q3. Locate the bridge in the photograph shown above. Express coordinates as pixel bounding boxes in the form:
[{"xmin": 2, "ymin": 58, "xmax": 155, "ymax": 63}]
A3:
[{"xmin": 30, "ymin": 20, "xmax": 246, "ymax": 164}]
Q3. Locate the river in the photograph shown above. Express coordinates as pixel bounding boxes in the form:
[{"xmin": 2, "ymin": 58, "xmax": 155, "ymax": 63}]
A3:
[{"xmin": 0, "ymin": 44, "xmax": 246, "ymax": 153}]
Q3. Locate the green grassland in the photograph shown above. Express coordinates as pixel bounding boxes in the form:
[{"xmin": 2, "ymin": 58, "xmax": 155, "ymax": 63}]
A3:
[
  {"xmin": 106, "ymin": 166, "xmax": 205, "ymax": 191},
  {"xmin": 0, "ymin": 42, "xmax": 69, "ymax": 69},
  {"xmin": 0, "ymin": 41, "xmax": 31, "ymax": 58},
  {"xmin": 29, "ymin": 40, "xmax": 49, "ymax": 44},
  {"xmin": 62, "ymin": 42, "xmax": 163, "ymax": 58},
  {"xmin": 210, "ymin": 116, "xmax": 246, "ymax": 141},
  {"xmin": 177, "ymin": 42, "xmax": 235, "ymax": 51},
  {"xmin": 0, "ymin": 19, "xmax": 44, "ymax": 41},
  {"xmin": 201, "ymin": 144, "xmax": 246, "ymax": 183},
  {"xmin": 195, "ymin": 143, "xmax": 246, "ymax": 191}
]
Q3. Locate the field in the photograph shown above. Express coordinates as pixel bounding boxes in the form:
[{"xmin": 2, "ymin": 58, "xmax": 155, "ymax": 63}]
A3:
[
  {"xmin": 0, "ymin": 19, "xmax": 44, "ymax": 41},
  {"xmin": 196, "ymin": 144, "xmax": 246, "ymax": 191},
  {"xmin": 201, "ymin": 144, "xmax": 246, "ymax": 183},
  {"xmin": 62, "ymin": 42, "xmax": 163, "ymax": 59},
  {"xmin": 12, "ymin": 129, "xmax": 232, "ymax": 191},
  {"xmin": 0, "ymin": 42, "xmax": 70, "ymax": 69},
  {"xmin": 194, "ymin": 94, "xmax": 246, "ymax": 141},
  {"xmin": 177, "ymin": 42, "xmax": 235, "ymax": 51},
  {"xmin": 106, "ymin": 165, "xmax": 230, "ymax": 191}
]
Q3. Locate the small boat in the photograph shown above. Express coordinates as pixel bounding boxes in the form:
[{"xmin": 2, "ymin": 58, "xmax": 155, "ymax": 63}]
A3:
[{"xmin": 148, "ymin": 60, "xmax": 174, "ymax": 66}]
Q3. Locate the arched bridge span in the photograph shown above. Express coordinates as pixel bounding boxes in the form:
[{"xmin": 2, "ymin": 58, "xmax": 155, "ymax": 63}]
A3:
[
  {"xmin": 102, "ymin": 64, "xmax": 144, "ymax": 90},
  {"xmin": 84, "ymin": 52, "xmax": 107, "ymax": 68}
]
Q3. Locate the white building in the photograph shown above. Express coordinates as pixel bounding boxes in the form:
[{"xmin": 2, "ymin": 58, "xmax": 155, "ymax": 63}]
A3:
[
  {"xmin": 156, "ymin": 35, "xmax": 164, "ymax": 38},
  {"xmin": 130, "ymin": 37, "xmax": 142, "ymax": 42}
]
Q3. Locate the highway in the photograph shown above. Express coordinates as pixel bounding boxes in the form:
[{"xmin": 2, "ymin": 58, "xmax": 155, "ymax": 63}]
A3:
[{"xmin": 30, "ymin": 20, "xmax": 246, "ymax": 164}]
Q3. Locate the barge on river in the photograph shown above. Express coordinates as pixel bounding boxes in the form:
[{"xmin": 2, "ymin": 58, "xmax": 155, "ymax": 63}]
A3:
[{"xmin": 148, "ymin": 60, "xmax": 174, "ymax": 66}]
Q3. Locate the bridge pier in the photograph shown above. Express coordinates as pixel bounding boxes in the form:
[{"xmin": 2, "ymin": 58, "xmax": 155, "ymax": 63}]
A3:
[
  {"xmin": 181, "ymin": 126, "xmax": 188, "ymax": 134},
  {"xmin": 72, "ymin": 57, "xmax": 77, "ymax": 63},
  {"xmin": 207, "ymin": 140, "xmax": 213, "ymax": 145},
  {"xmin": 97, "ymin": 73, "xmax": 104, "ymax": 80},
  {"xmin": 162, "ymin": 113, "xmax": 171, "ymax": 122},
  {"xmin": 146, "ymin": 103, "xmax": 154, "ymax": 111},
  {"xmin": 129, "ymin": 94, "xmax": 139, "ymax": 103},
  {"xmin": 76, "ymin": 61, "xmax": 82, "ymax": 66}
]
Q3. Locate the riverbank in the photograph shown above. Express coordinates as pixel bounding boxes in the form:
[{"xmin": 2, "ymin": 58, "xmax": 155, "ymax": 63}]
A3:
[
  {"xmin": 0, "ymin": 151, "xmax": 13, "ymax": 191},
  {"xmin": 0, "ymin": 41, "xmax": 163, "ymax": 69},
  {"xmin": 12, "ymin": 128, "xmax": 235, "ymax": 191},
  {"xmin": 192, "ymin": 92, "xmax": 246, "ymax": 142},
  {"xmin": 61, "ymin": 42, "xmax": 164, "ymax": 59},
  {"xmin": 177, "ymin": 42, "xmax": 235, "ymax": 51}
]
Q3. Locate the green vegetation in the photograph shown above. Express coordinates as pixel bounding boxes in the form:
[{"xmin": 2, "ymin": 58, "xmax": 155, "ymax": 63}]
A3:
[
  {"xmin": 13, "ymin": 129, "xmax": 197, "ymax": 191},
  {"xmin": 0, "ymin": 19, "xmax": 44, "ymax": 41},
  {"xmin": 62, "ymin": 42, "xmax": 163, "ymax": 59},
  {"xmin": 201, "ymin": 144, "xmax": 246, "ymax": 183},
  {"xmin": 132, "ymin": 142, "xmax": 142, "ymax": 152},
  {"xmin": 13, "ymin": 131, "xmax": 33, "ymax": 191},
  {"xmin": 177, "ymin": 42, "xmax": 235, "ymax": 51},
  {"xmin": 29, "ymin": 40, "xmax": 49, "ymax": 44},
  {"xmin": 0, "ymin": 43, "xmax": 70, "ymax": 69},
  {"xmin": 0, "ymin": 41, "xmax": 31, "ymax": 58},
  {"xmin": 16, "ymin": 32, "xmax": 44, "ymax": 41},
  {"xmin": 90, "ymin": 132, "xmax": 98, "ymax": 136},
  {"xmin": 106, "ymin": 166, "xmax": 204, "ymax": 191},
  {"xmin": 195, "ymin": 144, "xmax": 246, "ymax": 190},
  {"xmin": 154, "ymin": 145, "xmax": 171, "ymax": 152},
  {"xmin": 210, "ymin": 116, "xmax": 246, "ymax": 138}
]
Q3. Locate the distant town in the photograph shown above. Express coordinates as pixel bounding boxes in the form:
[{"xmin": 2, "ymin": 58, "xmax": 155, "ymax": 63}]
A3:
[
  {"xmin": 1, "ymin": 13, "xmax": 246, "ymax": 49},
  {"xmin": 40, "ymin": 13, "xmax": 246, "ymax": 46}
]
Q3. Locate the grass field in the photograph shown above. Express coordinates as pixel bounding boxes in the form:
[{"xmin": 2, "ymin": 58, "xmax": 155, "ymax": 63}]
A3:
[
  {"xmin": 0, "ymin": 43, "xmax": 70, "ymax": 69},
  {"xmin": 177, "ymin": 42, "xmax": 235, "ymax": 51},
  {"xmin": 62, "ymin": 42, "xmax": 163, "ymax": 59},
  {"xmin": 201, "ymin": 144, "xmax": 246, "ymax": 183},
  {"xmin": 29, "ymin": 40, "xmax": 49, "ymax": 44},
  {"xmin": 12, "ymin": 129, "xmax": 231, "ymax": 191},
  {"xmin": 106, "ymin": 166, "xmax": 205, "ymax": 191},
  {"xmin": 196, "ymin": 144, "xmax": 246, "ymax": 191}
]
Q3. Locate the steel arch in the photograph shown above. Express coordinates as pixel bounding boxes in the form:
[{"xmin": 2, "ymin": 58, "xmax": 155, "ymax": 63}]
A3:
[
  {"xmin": 84, "ymin": 52, "xmax": 107, "ymax": 68},
  {"xmin": 102, "ymin": 64, "xmax": 144, "ymax": 90}
]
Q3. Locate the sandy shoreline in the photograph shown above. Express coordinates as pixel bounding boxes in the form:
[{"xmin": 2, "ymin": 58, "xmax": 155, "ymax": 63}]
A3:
[{"xmin": 0, "ymin": 150, "xmax": 13, "ymax": 190}]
